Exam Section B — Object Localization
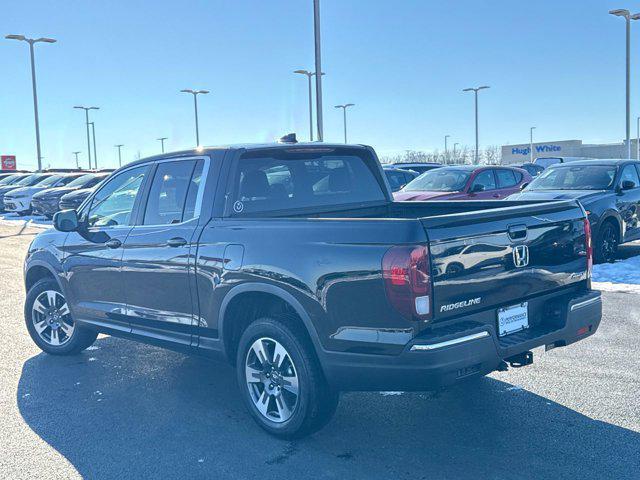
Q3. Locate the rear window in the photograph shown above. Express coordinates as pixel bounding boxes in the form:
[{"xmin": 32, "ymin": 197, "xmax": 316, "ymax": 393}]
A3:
[
  {"xmin": 527, "ymin": 165, "xmax": 617, "ymax": 190},
  {"xmin": 231, "ymin": 150, "xmax": 385, "ymax": 214}
]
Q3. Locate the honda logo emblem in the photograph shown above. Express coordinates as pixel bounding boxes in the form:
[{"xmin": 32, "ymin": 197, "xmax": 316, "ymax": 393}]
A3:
[{"xmin": 513, "ymin": 245, "xmax": 529, "ymax": 268}]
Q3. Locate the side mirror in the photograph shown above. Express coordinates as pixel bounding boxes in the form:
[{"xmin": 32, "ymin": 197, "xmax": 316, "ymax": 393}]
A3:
[
  {"xmin": 470, "ymin": 183, "xmax": 485, "ymax": 193},
  {"xmin": 53, "ymin": 209, "xmax": 79, "ymax": 232},
  {"xmin": 621, "ymin": 180, "xmax": 636, "ymax": 191},
  {"xmin": 520, "ymin": 182, "xmax": 530, "ymax": 190}
]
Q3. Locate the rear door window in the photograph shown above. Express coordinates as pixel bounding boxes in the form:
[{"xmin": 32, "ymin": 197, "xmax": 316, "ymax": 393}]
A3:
[
  {"xmin": 143, "ymin": 160, "xmax": 197, "ymax": 225},
  {"xmin": 496, "ymin": 169, "xmax": 518, "ymax": 188},
  {"xmin": 620, "ymin": 164, "xmax": 640, "ymax": 188},
  {"xmin": 231, "ymin": 150, "xmax": 385, "ymax": 214}
]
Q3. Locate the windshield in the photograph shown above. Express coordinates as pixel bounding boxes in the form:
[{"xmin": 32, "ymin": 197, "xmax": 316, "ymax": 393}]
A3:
[
  {"xmin": 402, "ymin": 168, "xmax": 471, "ymax": 192},
  {"xmin": 526, "ymin": 165, "xmax": 617, "ymax": 191},
  {"xmin": 15, "ymin": 174, "xmax": 51, "ymax": 186},
  {"xmin": 66, "ymin": 174, "xmax": 98, "ymax": 188},
  {"xmin": 0, "ymin": 175, "xmax": 24, "ymax": 186},
  {"xmin": 35, "ymin": 175, "xmax": 63, "ymax": 187}
]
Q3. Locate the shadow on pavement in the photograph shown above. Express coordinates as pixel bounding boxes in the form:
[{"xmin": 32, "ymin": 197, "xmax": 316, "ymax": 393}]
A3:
[{"xmin": 17, "ymin": 336, "xmax": 639, "ymax": 479}]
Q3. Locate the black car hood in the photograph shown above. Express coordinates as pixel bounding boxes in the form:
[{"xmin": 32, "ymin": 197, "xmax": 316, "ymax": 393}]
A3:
[{"xmin": 508, "ymin": 190, "xmax": 607, "ymax": 202}]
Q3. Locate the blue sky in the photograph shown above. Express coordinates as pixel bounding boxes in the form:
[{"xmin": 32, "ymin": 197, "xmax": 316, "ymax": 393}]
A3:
[{"xmin": 2, "ymin": 0, "xmax": 639, "ymax": 169}]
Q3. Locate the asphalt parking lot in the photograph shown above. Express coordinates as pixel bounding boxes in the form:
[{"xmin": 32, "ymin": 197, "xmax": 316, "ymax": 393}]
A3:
[{"xmin": 0, "ymin": 223, "xmax": 638, "ymax": 480}]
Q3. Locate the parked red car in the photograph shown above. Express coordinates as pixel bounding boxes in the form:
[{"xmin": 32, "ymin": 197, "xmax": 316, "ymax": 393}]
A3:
[{"xmin": 393, "ymin": 165, "xmax": 532, "ymax": 201}]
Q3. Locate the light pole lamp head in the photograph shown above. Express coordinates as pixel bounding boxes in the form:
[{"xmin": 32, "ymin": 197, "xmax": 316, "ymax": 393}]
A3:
[
  {"xmin": 34, "ymin": 37, "xmax": 57, "ymax": 43},
  {"xmin": 631, "ymin": 13, "xmax": 640, "ymax": 20},
  {"xmin": 609, "ymin": 9, "xmax": 630, "ymax": 17},
  {"xmin": 294, "ymin": 69, "xmax": 311, "ymax": 75},
  {"xmin": 5, "ymin": 34, "xmax": 26, "ymax": 41}
]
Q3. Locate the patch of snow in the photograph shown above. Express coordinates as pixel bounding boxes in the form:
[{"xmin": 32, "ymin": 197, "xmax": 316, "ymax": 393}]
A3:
[
  {"xmin": 380, "ymin": 391, "xmax": 404, "ymax": 396},
  {"xmin": 85, "ymin": 346, "xmax": 100, "ymax": 351},
  {"xmin": 593, "ymin": 254, "xmax": 640, "ymax": 285},
  {"xmin": 0, "ymin": 213, "xmax": 51, "ymax": 228}
]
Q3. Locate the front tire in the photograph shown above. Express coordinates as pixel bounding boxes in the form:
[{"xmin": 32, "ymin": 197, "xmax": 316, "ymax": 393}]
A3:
[
  {"xmin": 236, "ymin": 315, "xmax": 338, "ymax": 438},
  {"xmin": 24, "ymin": 278, "xmax": 98, "ymax": 355},
  {"xmin": 595, "ymin": 221, "xmax": 619, "ymax": 264}
]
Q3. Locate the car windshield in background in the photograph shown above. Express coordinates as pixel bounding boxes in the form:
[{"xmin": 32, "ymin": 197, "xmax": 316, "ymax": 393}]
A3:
[
  {"xmin": 0, "ymin": 175, "xmax": 24, "ymax": 186},
  {"xmin": 65, "ymin": 174, "xmax": 98, "ymax": 188},
  {"xmin": 402, "ymin": 168, "xmax": 470, "ymax": 192},
  {"xmin": 527, "ymin": 165, "xmax": 617, "ymax": 190},
  {"xmin": 35, "ymin": 175, "xmax": 63, "ymax": 187},
  {"xmin": 15, "ymin": 174, "xmax": 51, "ymax": 187},
  {"xmin": 233, "ymin": 151, "xmax": 385, "ymax": 214}
]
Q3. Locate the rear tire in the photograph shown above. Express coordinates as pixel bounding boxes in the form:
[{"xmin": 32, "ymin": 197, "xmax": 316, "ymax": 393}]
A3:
[
  {"xmin": 24, "ymin": 278, "xmax": 98, "ymax": 355},
  {"xmin": 595, "ymin": 221, "xmax": 619, "ymax": 264},
  {"xmin": 236, "ymin": 315, "xmax": 338, "ymax": 438}
]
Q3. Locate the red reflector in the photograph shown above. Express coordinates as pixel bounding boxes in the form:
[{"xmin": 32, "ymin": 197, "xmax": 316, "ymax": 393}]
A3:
[{"xmin": 577, "ymin": 326, "xmax": 589, "ymax": 336}]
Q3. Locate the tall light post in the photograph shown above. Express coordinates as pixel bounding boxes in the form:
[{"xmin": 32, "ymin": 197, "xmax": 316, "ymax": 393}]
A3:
[
  {"xmin": 529, "ymin": 126, "xmax": 537, "ymax": 162},
  {"xmin": 89, "ymin": 122, "xmax": 98, "ymax": 169},
  {"xmin": 313, "ymin": 0, "xmax": 324, "ymax": 141},
  {"xmin": 637, "ymin": 117, "xmax": 640, "ymax": 160},
  {"xmin": 334, "ymin": 104, "xmax": 355, "ymax": 143},
  {"xmin": 5, "ymin": 34, "xmax": 56, "ymax": 171},
  {"xmin": 444, "ymin": 135, "xmax": 451, "ymax": 163},
  {"xmin": 74, "ymin": 106, "xmax": 99, "ymax": 169},
  {"xmin": 293, "ymin": 70, "xmax": 325, "ymax": 141},
  {"xmin": 453, "ymin": 142, "xmax": 460, "ymax": 162},
  {"xmin": 180, "ymin": 89, "xmax": 209, "ymax": 146},
  {"xmin": 114, "ymin": 144, "xmax": 124, "ymax": 167},
  {"xmin": 609, "ymin": 9, "xmax": 640, "ymax": 158},
  {"xmin": 462, "ymin": 86, "xmax": 490, "ymax": 164},
  {"xmin": 72, "ymin": 151, "xmax": 81, "ymax": 169},
  {"xmin": 157, "ymin": 137, "xmax": 168, "ymax": 153}
]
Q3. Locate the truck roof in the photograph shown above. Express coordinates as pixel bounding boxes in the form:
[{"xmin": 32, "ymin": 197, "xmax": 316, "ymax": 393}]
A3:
[{"xmin": 123, "ymin": 142, "xmax": 371, "ymax": 169}]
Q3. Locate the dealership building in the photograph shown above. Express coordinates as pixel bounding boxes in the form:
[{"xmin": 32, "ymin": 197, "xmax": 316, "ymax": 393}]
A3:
[{"xmin": 501, "ymin": 139, "xmax": 640, "ymax": 164}]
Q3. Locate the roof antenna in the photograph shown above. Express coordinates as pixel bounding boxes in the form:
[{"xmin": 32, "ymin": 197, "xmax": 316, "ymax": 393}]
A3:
[{"xmin": 278, "ymin": 133, "xmax": 298, "ymax": 144}]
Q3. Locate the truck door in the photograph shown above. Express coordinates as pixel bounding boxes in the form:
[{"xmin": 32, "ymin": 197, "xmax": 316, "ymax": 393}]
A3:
[
  {"xmin": 121, "ymin": 158, "xmax": 206, "ymax": 346},
  {"xmin": 617, "ymin": 164, "xmax": 640, "ymax": 241}
]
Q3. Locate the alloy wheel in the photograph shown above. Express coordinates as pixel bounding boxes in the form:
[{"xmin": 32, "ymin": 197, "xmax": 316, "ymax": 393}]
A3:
[
  {"xmin": 601, "ymin": 225, "xmax": 618, "ymax": 263},
  {"xmin": 31, "ymin": 290, "xmax": 74, "ymax": 346},
  {"xmin": 245, "ymin": 337, "xmax": 299, "ymax": 423}
]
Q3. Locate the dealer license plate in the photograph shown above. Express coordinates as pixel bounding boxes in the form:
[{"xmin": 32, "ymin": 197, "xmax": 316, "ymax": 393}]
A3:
[{"xmin": 497, "ymin": 302, "xmax": 529, "ymax": 337}]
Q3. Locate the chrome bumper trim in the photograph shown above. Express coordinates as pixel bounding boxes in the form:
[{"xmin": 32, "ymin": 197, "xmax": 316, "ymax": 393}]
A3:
[
  {"xmin": 570, "ymin": 296, "xmax": 601, "ymax": 312},
  {"xmin": 410, "ymin": 331, "xmax": 490, "ymax": 351}
]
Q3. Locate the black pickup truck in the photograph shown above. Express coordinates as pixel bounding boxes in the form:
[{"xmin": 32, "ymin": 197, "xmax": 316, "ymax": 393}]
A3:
[{"xmin": 24, "ymin": 141, "xmax": 601, "ymax": 437}]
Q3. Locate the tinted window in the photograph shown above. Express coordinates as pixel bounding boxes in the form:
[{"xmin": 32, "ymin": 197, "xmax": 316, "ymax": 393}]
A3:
[
  {"xmin": 57, "ymin": 175, "xmax": 84, "ymax": 186},
  {"xmin": 619, "ymin": 165, "xmax": 640, "ymax": 188},
  {"xmin": 403, "ymin": 168, "xmax": 471, "ymax": 192},
  {"xmin": 385, "ymin": 171, "xmax": 407, "ymax": 191},
  {"xmin": 496, "ymin": 169, "xmax": 518, "ymax": 188},
  {"xmin": 232, "ymin": 151, "xmax": 384, "ymax": 214},
  {"xmin": 527, "ymin": 165, "xmax": 616, "ymax": 191},
  {"xmin": 471, "ymin": 170, "xmax": 497, "ymax": 191},
  {"xmin": 16, "ymin": 174, "xmax": 52, "ymax": 186},
  {"xmin": 35, "ymin": 175, "xmax": 64, "ymax": 187},
  {"xmin": 535, "ymin": 158, "xmax": 562, "ymax": 168},
  {"xmin": 144, "ymin": 161, "xmax": 196, "ymax": 225},
  {"xmin": 0, "ymin": 175, "xmax": 25, "ymax": 186},
  {"xmin": 86, "ymin": 166, "xmax": 148, "ymax": 227},
  {"xmin": 182, "ymin": 161, "xmax": 204, "ymax": 222},
  {"xmin": 66, "ymin": 174, "xmax": 99, "ymax": 188}
]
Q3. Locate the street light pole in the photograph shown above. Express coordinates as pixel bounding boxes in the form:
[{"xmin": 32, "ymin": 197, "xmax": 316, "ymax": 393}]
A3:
[
  {"xmin": 5, "ymin": 35, "xmax": 56, "ymax": 172},
  {"xmin": 157, "ymin": 137, "xmax": 168, "ymax": 153},
  {"xmin": 530, "ymin": 126, "xmax": 537, "ymax": 162},
  {"xmin": 114, "ymin": 144, "xmax": 124, "ymax": 167},
  {"xmin": 444, "ymin": 135, "xmax": 450, "ymax": 163},
  {"xmin": 609, "ymin": 9, "xmax": 640, "ymax": 158},
  {"xmin": 313, "ymin": 0, "xmax": 324, "ymax": 141},
  {"xmin": 294, "ymin": 70, "xmax": 325, "ymax": 141},
  {"xmin": 463, "ymin": 86, "xmax": 490, "ymax": 164},
  {"xmin": 180, "ymin": 89, "xmax": 209, "ymax": 146},
  {"xmin": 72, "ymin": 151, "xmax": 81, "ymax": 169},
  {"xmin": 73, "ymin": 106, "xmax": 99, "ymax": 169},
  {"xmin": 89, "ymin": 122, "xmax": 98, "ymax": 169},
  {"xmin": 334, "ymin": 104, "xmax": 355, "ymax": 143}
]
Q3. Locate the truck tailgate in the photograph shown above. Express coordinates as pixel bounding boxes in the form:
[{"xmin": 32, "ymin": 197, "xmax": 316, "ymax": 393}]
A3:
[{"xmin": 420, "ymin": 200, "xmax": 589, "ymax": 322}]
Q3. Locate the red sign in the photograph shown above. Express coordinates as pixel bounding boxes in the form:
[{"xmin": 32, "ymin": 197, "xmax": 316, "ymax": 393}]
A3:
[{"xmin": 1, "ymin": 156, "xmax": 16, "ymax": 170}]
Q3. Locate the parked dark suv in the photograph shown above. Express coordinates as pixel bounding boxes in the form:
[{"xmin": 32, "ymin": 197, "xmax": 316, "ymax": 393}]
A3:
[{"xmin": 24, "ymin": 142, "xmax": 601, "ymax": 437}]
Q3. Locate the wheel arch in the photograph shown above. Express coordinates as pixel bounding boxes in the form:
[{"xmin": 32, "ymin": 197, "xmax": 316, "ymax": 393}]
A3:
[
  {"xmin": 24, "ymin": 260, "xmax": 63, "ymax": 293},
  {"xmin": 218, "ymin": 283, "xmax": 325, "ymax": 366}
]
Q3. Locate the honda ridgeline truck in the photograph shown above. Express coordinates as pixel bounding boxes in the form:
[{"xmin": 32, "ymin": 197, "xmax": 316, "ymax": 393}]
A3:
[{"xmin": 23, "ymin": 140, "xmax": 602, "ymax": 437}]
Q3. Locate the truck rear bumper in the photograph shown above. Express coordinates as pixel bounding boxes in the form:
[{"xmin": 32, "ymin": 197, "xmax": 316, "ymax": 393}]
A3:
[{"xmin": 321, "ymin": 289, "xmax": 601, "ymax": 391}]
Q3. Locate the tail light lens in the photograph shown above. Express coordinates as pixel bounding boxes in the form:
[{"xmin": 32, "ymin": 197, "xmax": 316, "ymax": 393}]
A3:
[
  {"xmin": 382, "ymin": 245, "xmax": 432, "ymax": 322},
  {"xmin": 584, "ymin": 218, "xmax": 593, "ymax": 281}
]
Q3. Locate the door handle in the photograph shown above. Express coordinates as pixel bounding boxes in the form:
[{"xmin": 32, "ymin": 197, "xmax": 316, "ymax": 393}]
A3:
[
  {"xmin": 105, "ymin": 238, "xmax": 122, "ymax": 249},
  {"xmin": 167, "ymin": 237, "xmax": 187, "ymax": 248},
  {"xmin": 492, "ymin": 194, "xmax": 501, "ymax": 198}
]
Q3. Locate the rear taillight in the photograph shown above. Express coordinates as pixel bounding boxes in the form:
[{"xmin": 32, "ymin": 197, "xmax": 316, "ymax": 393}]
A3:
[
  {"xmin": 584, "ymin": 218, "xmax": 593, "ymax": 280},
  {"xmin": 382, "ymin": 245, "xmax": 432, "ymax": 322}
]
